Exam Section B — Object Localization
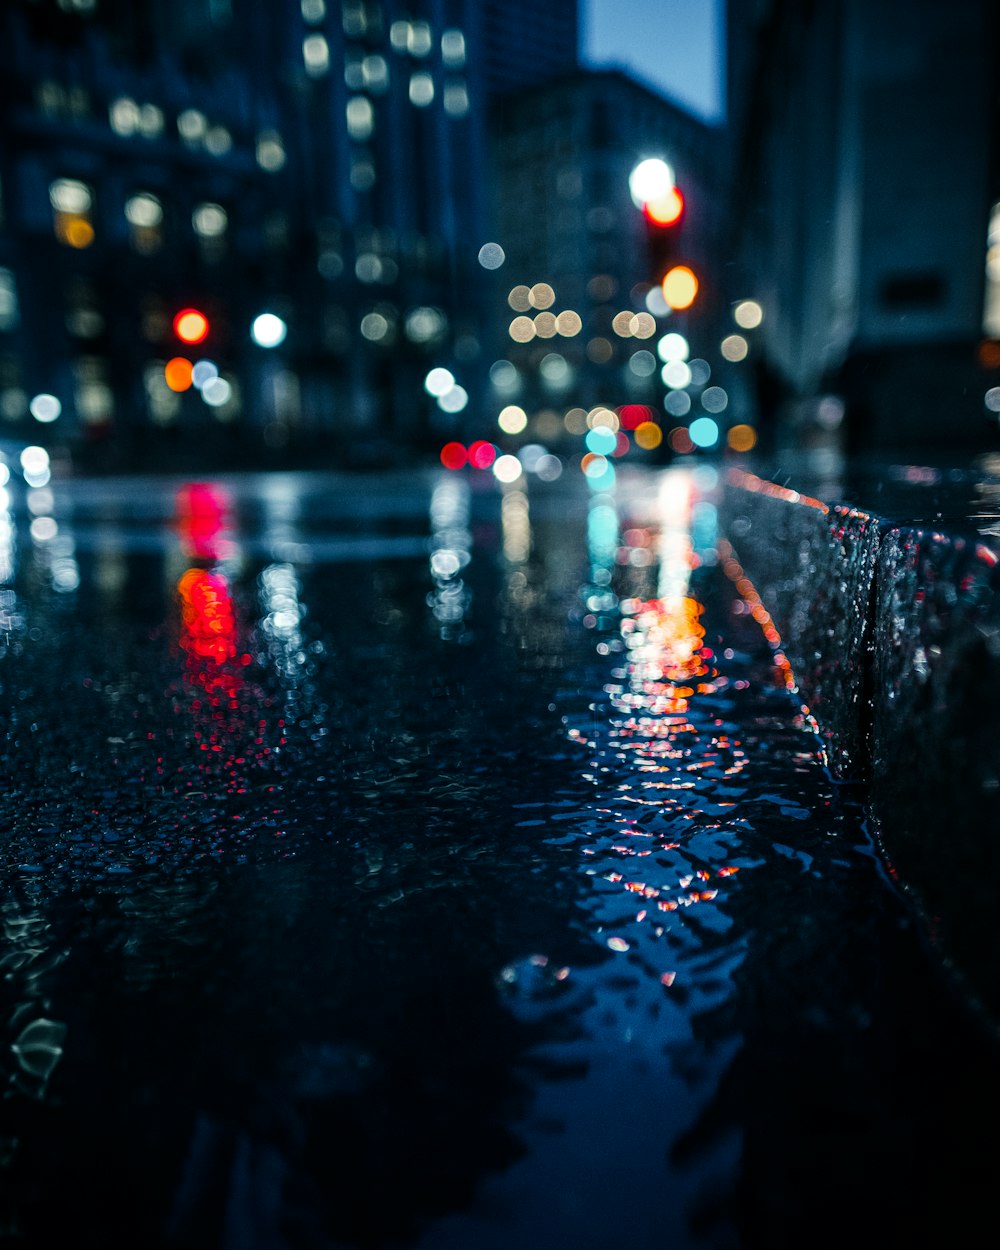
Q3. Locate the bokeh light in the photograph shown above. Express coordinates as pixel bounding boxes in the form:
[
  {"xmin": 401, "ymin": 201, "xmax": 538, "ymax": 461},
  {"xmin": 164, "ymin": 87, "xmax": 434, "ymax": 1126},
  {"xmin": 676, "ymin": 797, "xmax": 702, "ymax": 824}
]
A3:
[
  {"xmin": 586, "ymin": 426, "xmax": 617, "ymax": 456},
  {"xmin": 29, "ymin": 393, "xmax": 61, "ymax": 423},
  {"xmin": 634, "ymin": 421, "xmax": 663, "ymax": 450},
  {"xmin": 720, "ymin": 334, "xmax": 749, "ymax": 362},
  {"xmin": 529, "ymin": 283, "xmax": 555, "ymax": 310},
  {"xmin": 493, "ymin": 454, "xmax": 523, "ymax": 483},
  {"xmin": 556, "ymin": 310, "xmax": 582, "ymax": 336},
  {"xmin": 701, "ymin": 386, "xmax": 728, "ymax": 413},
  {"xmin": 425, "ymin": 367, "xmax": 455, "ymax": 397},
  {"xmin": 201, "ymin": 376, "xmax": 232, "ymax": 407},
  {"xmin": 173, "ymin": 308, "xmax": 209, "ymax": 344},
  {"xmin": 643, "ymin": 186, "xmax": 684, "ymax": 226},
  {"xmin": 440, "ymin": 441, "xmax": 467, "ymax": 469},
  {"xmin": 438, "ymin": 385, "xmax": 468, "ymax": 413},
  {"xmin": 658, "ymin": 332, "xmax": 689, "ymax": 361},
  {"xmin": 668, "ymin": 426, "xmax": 695, "ymax": 454},
  {"xmin": 629, "ymin": 158, "xmax": 674, "ymax": 208},
  {"xmin": 478, "ymin": 242, "xmax": 505, "ymax": 270},
  {"xmin": 662, "ymin": 266, "xmax": 698, "ymax": 311},
  {"xmin": 727, "ymin": 424, "xmax": 758, "ymax": 452},
  {"xmin": 662, "ymin": 359, "xmax": 693, "ymax": 389},
  {"xmin": 734, "ymin": 299, "xmax": 764, "ymax": 329},
  {"xmin": 164, "ymin": 357, "xmax": 194, "ymax": 392},
  {"xmin": 192, "ymin": 360, "xmax": 218, "ymax": 389},
  {"xmin": 664, "ymin": 390, "xmax": 692, "ymax": 417},
  {"xmin": 619, "ymin": 404, "xmax": 653, "ymax": 430},
  {"xmin": 689, "ymin": 416, "xmax": 720, "ymax": 447},
  {"xmin": 251, "ymin": 313, "xmax": 288, "ymax": 348},
  {"xmin": 468, "ymin": 440, "xmax": 497, "ymax": 469},
  {"xmin": 498, "ymin": 404, "xmax": 528, "ymax": 434}
]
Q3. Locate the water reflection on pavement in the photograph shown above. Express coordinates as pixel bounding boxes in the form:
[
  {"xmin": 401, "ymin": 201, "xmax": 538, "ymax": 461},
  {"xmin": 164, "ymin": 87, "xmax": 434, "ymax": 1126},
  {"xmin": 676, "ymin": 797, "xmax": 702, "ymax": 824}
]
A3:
[{"xmin": 0, "ymin": 466, "xmax": 996, "ymax": 1250}]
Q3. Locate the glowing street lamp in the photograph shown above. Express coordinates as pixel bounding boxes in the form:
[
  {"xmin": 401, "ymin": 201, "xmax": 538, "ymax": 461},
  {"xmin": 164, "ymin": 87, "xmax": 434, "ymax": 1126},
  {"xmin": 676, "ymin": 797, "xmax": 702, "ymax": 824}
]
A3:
[{"xmin": 629, "ymin": 158, "xmax": 674, "ymax": 209}]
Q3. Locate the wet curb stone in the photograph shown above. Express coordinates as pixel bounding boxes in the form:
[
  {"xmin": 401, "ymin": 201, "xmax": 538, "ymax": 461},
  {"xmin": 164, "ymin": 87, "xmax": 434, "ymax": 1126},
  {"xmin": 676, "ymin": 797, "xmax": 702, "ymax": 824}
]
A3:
[{"xmin": 720, "ymin": 468, "xmax": 1000, "ymax": 1029}]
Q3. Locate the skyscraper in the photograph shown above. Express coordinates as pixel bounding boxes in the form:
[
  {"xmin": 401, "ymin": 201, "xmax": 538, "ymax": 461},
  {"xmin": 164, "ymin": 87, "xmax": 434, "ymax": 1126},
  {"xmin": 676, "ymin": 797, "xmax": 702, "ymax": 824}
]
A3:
[{"xmin": 0, "ymin": 0, "xmax": 497, "ymax": 467}]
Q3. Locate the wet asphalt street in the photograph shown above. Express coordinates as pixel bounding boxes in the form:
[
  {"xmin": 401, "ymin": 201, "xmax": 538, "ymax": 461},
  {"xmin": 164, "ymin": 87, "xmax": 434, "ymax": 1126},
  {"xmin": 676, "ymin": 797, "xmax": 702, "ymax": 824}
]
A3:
[{"xmin": 0, "ymin": 466, "xmax": 997, "ymax": 1250}]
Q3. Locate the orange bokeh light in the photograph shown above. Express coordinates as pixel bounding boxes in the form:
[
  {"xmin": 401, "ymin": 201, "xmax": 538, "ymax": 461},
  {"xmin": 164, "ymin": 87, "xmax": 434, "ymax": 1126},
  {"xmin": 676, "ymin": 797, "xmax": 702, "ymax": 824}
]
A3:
[
  {"xmin": 643, "ymin": 186, "xmax": 684, "ymax": 227},
  {"xmin": 662, "ymin": 266, "xmax": 698, "ymax": 310},
  {"xmin": 164, "ymin": 357, "xmax": 194, "ymax": 392},
  {"xmin": 173, "ymin": 308, "xmax": 210, "ymax": 345},
  {"xmin": 727, "ymin": 424, "xmax": 758, "ymax": 452}
]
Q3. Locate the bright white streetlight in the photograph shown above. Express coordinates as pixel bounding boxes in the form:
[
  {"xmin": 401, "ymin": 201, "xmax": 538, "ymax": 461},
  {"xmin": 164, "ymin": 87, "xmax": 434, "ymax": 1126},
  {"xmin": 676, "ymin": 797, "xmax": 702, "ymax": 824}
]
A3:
[
  {"xmin": 251, "ymin": 312, "xmax": 287, "ymax": 348},
  {"xmin": 629, "ymin": 157, "xmax": 674, "ymax": 208}
]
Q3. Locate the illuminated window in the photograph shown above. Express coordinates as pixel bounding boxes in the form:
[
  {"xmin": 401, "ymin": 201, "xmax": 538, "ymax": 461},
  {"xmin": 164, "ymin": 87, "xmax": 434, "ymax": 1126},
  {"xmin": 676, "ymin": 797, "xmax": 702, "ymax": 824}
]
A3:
[
  {"xmin": 350, "ymin": 154, "xmax": 376, "ymax": 191},
  {"xmin": 389, "ymin": 19, "xmax": 409, "ymax": 50},
  {"xmin": 65, "ymin": 280, "xmax": 104, "ymax": 339},
  {"xmin": 408, "ymin": 20, "xmax": 432, "ymax": 56},
  {"xmin": 343, "ymin": 1, "xmax": 367, "ymax": 36},
  {"xmin": 346, "ymin": 96, "xmax": 374, "ymax": 141},
  {"xmin": 443, "ymin": 81, "xmax": 469, "ymax": 118},
  {"xmin": 303, "ymin": 33, "xmax": 330, "ymax": 75},
  {"xmin": 363, "ymin": 54, "xmax": 389, "ymax": 92},
  {"xmin": 441, "ymin": 29, "xmax": 465, "ymax": 68},
  {"xmin": 125, "ymin": 192, "xmax": 163, "ymax": 254},
  {"xmin": 344, "ymin": 55, "xmax": 365, "ymax": 89},
  {"xmin": 74, "ymin": 357, "xmax": 113, "ymax": 425},
  {"xmin": 177, "ymin": 109, "xmax": 208, "ymax": 144},
  {"xmin": 37, "ymin": 81, "xmax": 65, "ymax": 116},
  {"xmin": 204, "ymin": 125, "xmax": 232, "ymax": 156},
  {"xmin": 110, "ymin": 96, "xmax": 140, "ymax": 136},
  {"xmin": 192, "ymin": 202, "xmax": 227, "ymax": 239},
  {"xmin": 409, "ymin": 73, "xmax": 434, "ymax": 107},
  {"xmin": 138, "ymin": 103, "xmax": 163, "ymax": 138},
  {"xmin": 50, "ymin": 178, "xmax": 95, "ymax": 249},
  {"xmin": 144, "ymin": 362, "xmax": 181, "ymax": 424},
  {"xmin": 301, "ymin": 0, "xmax": 325, "ymax": 21},
  {"xmin": 256, "ymin": 130, "xmax": 286, "ymax": 172},
  {"xmin": 0, "ymin": 270, "xmax": 19, "ymax": 333}
]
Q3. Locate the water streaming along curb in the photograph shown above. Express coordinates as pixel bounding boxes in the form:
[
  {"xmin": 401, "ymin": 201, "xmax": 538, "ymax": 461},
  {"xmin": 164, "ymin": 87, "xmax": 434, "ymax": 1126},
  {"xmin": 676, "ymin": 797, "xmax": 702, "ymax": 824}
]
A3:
[{"xmin": 0, "ymin": 467, "xmax": 995, "ymax": 1249}]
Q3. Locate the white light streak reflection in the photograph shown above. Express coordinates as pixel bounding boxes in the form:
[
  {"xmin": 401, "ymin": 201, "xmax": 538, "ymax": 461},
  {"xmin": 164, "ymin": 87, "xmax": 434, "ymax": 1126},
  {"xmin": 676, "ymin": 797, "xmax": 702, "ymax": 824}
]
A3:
[{"xmin": 428, "ymin": 477, "xmax": 472, "ymax": 640}]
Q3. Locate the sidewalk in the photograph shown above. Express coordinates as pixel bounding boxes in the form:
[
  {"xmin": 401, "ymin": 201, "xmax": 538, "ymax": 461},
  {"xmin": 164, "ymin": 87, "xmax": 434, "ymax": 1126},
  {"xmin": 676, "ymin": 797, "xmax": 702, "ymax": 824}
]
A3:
[{"xmin": 720, "ymin": 451, "xmax": 1000, "ymax": 1032}]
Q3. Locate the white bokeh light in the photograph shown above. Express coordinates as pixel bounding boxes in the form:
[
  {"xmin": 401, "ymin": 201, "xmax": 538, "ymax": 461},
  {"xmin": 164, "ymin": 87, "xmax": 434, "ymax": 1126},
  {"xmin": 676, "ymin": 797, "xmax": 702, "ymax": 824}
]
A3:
[{"xmin": 251, "ymin": 313, "xmax": 288, "ymax": 348}]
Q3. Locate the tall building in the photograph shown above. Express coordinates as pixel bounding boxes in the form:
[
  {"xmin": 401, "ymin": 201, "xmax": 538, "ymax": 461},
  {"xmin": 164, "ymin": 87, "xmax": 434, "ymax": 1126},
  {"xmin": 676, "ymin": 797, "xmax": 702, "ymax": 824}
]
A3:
[
  {"xmin": 478, "ymin": 0, "xmax": 578, "ymax": 99},
  {"xmin": 725, "ymin": 0, "xmax": 1000, "ymax": 453},
  {"xmin": 488, "ymin": 68, "xmax": 725, "ymax": 450},
  {"xmin": 0, "ymin": 0, "xmax": 496, "ymax": 468}
]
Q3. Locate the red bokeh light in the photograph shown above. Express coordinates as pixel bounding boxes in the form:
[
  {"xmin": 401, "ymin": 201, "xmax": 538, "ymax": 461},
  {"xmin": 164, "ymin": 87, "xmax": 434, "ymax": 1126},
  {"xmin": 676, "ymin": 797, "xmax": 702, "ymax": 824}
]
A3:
[
  {"xmin": 468, "ymin": 440, "xmax": 497, "ymax": 469},
  {"xmin": 614, "ymin": 431, "xmax": 631, "ymax": 457},
  {"xmin": 619, "ymin": 404, "xmax": 653, "ymax": 431},
  {"xmin": 440, "ymin": 441, "xmax": 468, "ymax": 470},
  {"xmin": 643, "ymin": 186, "xmax": 684, "ymax": 227},
  {"xmin": 173, "ymin": 308, "xmax": 210, "ymax": 345}
]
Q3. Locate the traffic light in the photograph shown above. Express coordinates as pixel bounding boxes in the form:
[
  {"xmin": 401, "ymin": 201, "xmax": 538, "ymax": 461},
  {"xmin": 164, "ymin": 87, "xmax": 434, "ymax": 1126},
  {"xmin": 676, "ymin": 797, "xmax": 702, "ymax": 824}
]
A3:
[
  {"xmin": 642, "ymin": 186, "xmax": 685, "ymax": 284},
  {"xmin": 173, "ymin": 307, "xmax": 209, "ymax": 345}
]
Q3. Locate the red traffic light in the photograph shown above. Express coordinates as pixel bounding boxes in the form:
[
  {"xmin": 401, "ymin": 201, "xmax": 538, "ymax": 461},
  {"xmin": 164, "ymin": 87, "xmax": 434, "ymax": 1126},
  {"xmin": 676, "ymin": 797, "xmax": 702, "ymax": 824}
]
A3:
[
  {"xmin": 173, "ymin": 308, "xmax": 210, "ymax": 345},
  {"xmin": 643, "ymin": 186, "xmax": 684, "ymax": 228}
]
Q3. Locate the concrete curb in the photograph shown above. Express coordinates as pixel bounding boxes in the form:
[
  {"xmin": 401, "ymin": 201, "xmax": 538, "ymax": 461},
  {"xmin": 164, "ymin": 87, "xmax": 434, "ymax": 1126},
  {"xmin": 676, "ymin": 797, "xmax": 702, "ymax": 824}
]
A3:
[{"xmin": 720, "ymin": 468, "xmax": 1000, "ymax": 1028}]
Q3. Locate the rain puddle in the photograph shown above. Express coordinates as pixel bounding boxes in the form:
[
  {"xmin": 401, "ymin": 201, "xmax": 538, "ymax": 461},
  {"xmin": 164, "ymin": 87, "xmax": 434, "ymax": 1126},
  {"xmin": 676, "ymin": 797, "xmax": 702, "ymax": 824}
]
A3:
[{"xmin": 0, "ymin": 466, "xmax": 996, "ymax": 1249}]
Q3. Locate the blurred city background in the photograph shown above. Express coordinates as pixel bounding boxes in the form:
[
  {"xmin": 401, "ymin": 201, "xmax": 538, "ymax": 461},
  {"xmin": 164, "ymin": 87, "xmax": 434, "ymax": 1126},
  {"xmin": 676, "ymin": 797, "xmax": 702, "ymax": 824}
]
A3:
[{"xmin": 0, "ymin": 0, "xmax": 997, "ymax": 477}]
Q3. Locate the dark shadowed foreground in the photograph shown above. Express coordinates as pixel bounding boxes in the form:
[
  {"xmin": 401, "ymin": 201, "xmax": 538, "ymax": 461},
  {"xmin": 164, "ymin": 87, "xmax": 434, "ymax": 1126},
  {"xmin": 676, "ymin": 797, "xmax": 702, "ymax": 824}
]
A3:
[{"xmin": 0, "ymin": 467, "xmax": 996, "ymax": 1249}]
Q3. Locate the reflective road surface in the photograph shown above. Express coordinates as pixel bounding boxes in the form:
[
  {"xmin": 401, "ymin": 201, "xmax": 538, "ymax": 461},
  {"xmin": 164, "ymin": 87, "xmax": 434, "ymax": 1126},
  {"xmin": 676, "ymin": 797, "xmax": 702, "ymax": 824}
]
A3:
[{"xmin": 0, "ymin": 465, "xmax": 996, "ymax": 1249}]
